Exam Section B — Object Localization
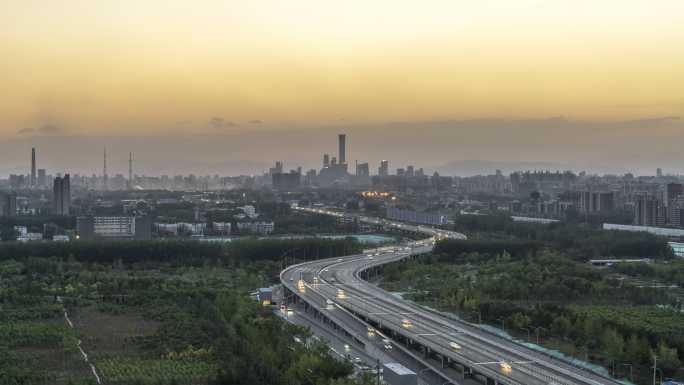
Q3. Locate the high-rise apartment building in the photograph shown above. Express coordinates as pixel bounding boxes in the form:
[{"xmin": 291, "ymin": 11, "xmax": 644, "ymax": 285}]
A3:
[
  {"xmin": 0, "ymin": 192, "xmax": 17, "ymax": 217},
  {"xmin": 37, "ymin": 169, "xmax": 46, "ymax": 188},
  {"xmin": 269, "ymin": 161, "xmax": 284, "ymax": 175},
  {"xmin": 666, "ymin": 183, "xmax": 684, "ymax": 206},
  {"xmin": 272, "ymin": 170, "xmax": 301, "ymax": 190},
  {"xmin": 356, "ymin": 162, "xmax": 370, "ymax": 177},
  {"xmin": 53, "ymin": 174, "xmax": 71, "ymax": 215},
  {"xmin": 670, "ymin": 196, "xmax": 684, "ymax": 228},
  {"xmin": 378, "ymin": 160, "xmax": 389, "ymax": 176},
  {"xmin": 577, "ymin": 191, "xmax": 615, "ymax": 213},
  {"xmin": 634, "ymin": 195, "xmax": 665, "ymax": 227}
]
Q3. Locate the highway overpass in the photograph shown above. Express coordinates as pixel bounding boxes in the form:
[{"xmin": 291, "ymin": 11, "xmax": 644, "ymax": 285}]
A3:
[{"xmin": 282, "ymin": 207, "xmax": 624, "ymax": 385}]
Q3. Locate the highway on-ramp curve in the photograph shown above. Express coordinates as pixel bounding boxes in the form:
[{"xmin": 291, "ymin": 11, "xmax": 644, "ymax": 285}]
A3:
[{"xmin": 282, "ymin": 208, "xmax": 624, "ymax": 385}]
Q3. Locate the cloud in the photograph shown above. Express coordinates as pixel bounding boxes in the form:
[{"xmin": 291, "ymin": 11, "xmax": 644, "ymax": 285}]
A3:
[
  {"xmin": 248, "ymin": 119, "xmax": 263, "ymax": 124},
  {"xmin": 209, "ymin": 117, "xmax": 237, "ymax": 129},
  {"xmin": 17, "ymin": 123, "xmax": 64, "ymax": 136},
  {"xmin": 621, "ymin": 116, "xmax": 680, "ymax": 126},
  {"xmin": 37, "ymin": 124, "xmax": 61, "ymax": 134}
]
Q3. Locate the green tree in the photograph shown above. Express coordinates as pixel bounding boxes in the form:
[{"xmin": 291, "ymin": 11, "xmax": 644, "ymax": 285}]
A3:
[
  {"xmin": 600, "ymin": 329, "xmax": 624, "ymax": 361},
  {"xmin": 551, "ymin": 315, "xmax": 572, "ymax": 338},
  {"xmin": 625, "ymin": 334, "xmax": 651, "ymax": 364},
  {"xmin": 656, "ymin": 340, "xmax": 681, "ymax": 373},
  {"xmin": 509, "ymin": 312, "xmax": 531, "ymax": 330}
]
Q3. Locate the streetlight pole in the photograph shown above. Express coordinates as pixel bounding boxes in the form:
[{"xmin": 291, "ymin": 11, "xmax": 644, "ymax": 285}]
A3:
[
  {"xmin": 620, "ymin": 363, "xmax": 633, "ymax": 383},
  {"xmin": 376, "ymin": 359, "xmax": 380, "ymax": 385},
  {"xmin": 470, "ymin": 310, "xmax": 482, "ymax": 324},
  {"xmin": 535, "ymin": 326, "xmax": 547, "ymax": 345},
  {"xmin": 656, "ymin": 368, "xmax": 664, "ymax": 385},
  {"xmin": 521, "ymin": 327, "xmax": 531, "ymax": 342},
  {"xmin": 652, "ymin": 355, "xmax": 657, "ymax": 385}
]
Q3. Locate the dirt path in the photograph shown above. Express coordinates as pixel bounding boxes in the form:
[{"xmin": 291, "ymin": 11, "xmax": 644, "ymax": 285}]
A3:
[{"xmin": 57, "ymin": 296, "xmax": 102, "ymax": 384}]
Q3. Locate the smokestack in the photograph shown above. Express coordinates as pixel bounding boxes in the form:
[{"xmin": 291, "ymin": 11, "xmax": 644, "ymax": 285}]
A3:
[
  {"xmin": 338, "ymin": 134, "xmax": 346, "ymax": 165},
  {"xmin": 31, "ymin": 148, "xmax": 36, "ymax": 186},
  {"xmin": 103, "ymin": 147, "xmax": 108, "ymax": 190},
  {"xmin": 128, "ymin": 152, "xmax": 133, "ymax": 189}
]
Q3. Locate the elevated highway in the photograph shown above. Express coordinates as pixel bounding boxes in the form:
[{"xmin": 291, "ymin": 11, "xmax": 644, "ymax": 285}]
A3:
[{"xmin": 282, "ymin": 207, "xmax": 624, "ymax": 385}]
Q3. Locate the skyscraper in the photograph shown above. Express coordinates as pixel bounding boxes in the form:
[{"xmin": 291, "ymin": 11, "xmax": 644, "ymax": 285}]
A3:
[
  {"xmin": 31, "ymin": 148, "xmax": 36, "ymax": 187},
  {"xmin": 323, "ymin": 154, "xmax": 330, "ymax": 168},
  {"xmin": 269, "ymin": 161, "xmax": 284, "ymax": 175},
  {"xmin": 338, "ymin": 134, "xmax": 346, "ymax": 165},
  {"xmin": 356, "ymin": 162, "xmax": 369, "ymax": 177},
  {"xmin": 53, "ymin": 174, "xmax": 71, "ymax": 215},
  {"xmin": 379, "ymin": 160, "xmax": 389, "ymax": 176},
  {"xmin": 37, "ymin": 169, "xmax": 46, "ymax": 188},
  {"xmin": 0, "ymin": 192, "xmax": 17, "ymax": 217},
  {"xmin": 577, "ymin": 191, "xmax": 615, "ymax": 213},
  {"xmin": 667, "ymin": 183, "xmax": 683, "ymax": 206},
  {"xmin": 634, "ymin": 195, "xmax": 665, "ymax": 227}
]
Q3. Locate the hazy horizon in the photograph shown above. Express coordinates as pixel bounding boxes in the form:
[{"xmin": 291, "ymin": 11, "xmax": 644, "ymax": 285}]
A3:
[{"xmin": 1, "ymin": 116, "xmax": 683, "ymax": 177}]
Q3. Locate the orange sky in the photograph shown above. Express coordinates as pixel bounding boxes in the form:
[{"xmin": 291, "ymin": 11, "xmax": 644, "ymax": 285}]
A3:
[{"xmin": 1, "ymin": 0, "xmax": 683, "ymax": 138}]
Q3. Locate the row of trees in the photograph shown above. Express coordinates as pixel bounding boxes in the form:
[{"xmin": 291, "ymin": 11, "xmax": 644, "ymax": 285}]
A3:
[
  {"xmin": 0, "ymin": 238, "xmax": 362, "ymax": 265},
  {"xmin": 443, "ymin": 217, "xmax": 674, "ymax": 260}
]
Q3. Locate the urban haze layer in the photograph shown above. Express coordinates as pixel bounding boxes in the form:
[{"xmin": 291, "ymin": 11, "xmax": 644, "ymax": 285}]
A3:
[{"xmin": 1, "ymin": 133, "xmax": 684, "ymax": 385}]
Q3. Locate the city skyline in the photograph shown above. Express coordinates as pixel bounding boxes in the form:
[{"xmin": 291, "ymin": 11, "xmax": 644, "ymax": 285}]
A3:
[{"xmin": 2, "ymin": 116, "xmax": 684, "ymax": 178}]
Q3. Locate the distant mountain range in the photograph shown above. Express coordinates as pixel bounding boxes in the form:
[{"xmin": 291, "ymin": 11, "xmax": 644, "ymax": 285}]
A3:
[{"xmin": 432, "ymin": 160, "xmax": 572, "ymax": 177}]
